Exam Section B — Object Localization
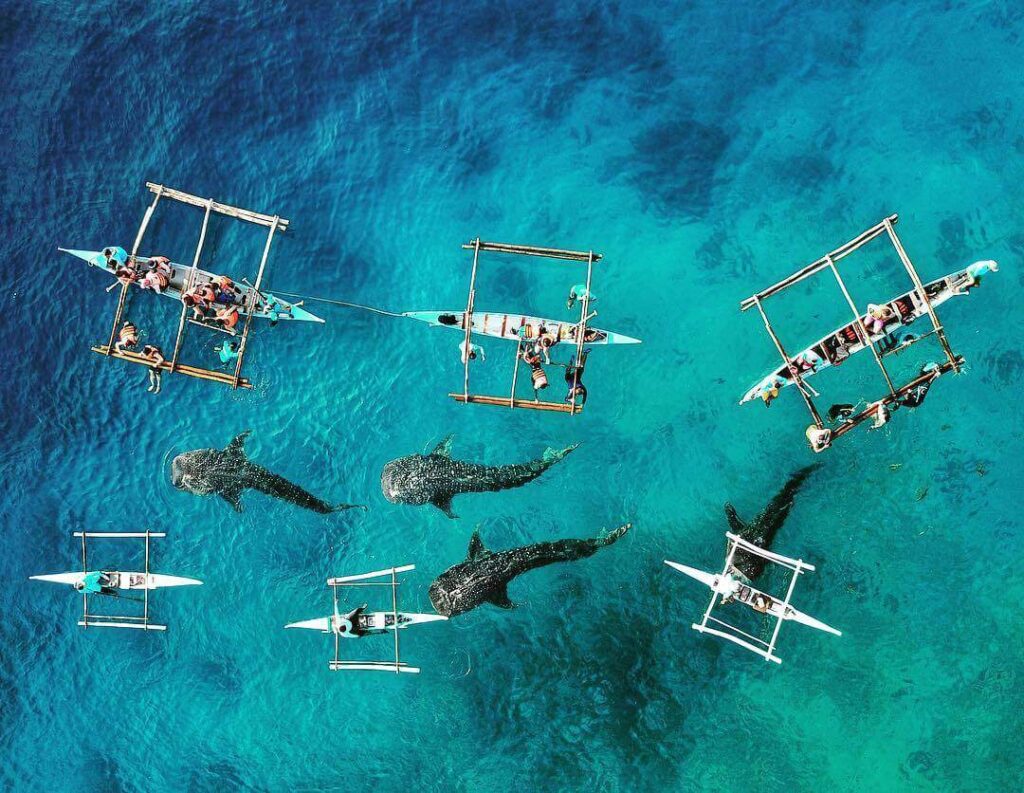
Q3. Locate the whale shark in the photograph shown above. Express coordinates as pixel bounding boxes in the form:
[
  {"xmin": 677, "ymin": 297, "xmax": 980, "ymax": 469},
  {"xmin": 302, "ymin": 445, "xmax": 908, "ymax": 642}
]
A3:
[
  {"xmin": 428, "ymin": 523, "xmax": 630, "ymax": 617},
  {"xmin": 724, "ymin": 464, "xmax": 819, "ymax": 580},
  {"xmin": 380, "ymin": 435, "xmax": 578, "ymax": 518},
  {"xmin": 171, "ymin": 431, "xmax": 365, "ymax": 514}
]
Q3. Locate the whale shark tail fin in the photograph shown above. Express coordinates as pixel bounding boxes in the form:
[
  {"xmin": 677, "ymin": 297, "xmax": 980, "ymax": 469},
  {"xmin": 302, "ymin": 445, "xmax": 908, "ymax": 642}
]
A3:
[
  {"xmin": 542, "ymin": 442, "xmax": 580, "ymax": 465},
  {"xmin": 332, "ymin": 503, "xmax": 368, "ymax": 513},
  {"xmin": 597, "ymin": 523, "xmax": 631, "ymax": 546}
]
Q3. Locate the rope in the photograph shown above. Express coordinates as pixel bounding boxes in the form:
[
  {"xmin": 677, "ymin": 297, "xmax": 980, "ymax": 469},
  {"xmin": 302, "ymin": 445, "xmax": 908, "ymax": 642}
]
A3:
[{"xmin": 258, "ymin": 288, "xmax": 404, "ymax": 318}]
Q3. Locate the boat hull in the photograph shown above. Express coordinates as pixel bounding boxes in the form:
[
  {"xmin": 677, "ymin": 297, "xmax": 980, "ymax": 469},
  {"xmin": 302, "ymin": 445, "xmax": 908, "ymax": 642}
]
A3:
[
  {"xmin": 30, "ymin": 572, "xmax": 202, "ymax": 589},
  {"xmin": 740, "ymin": 263, "xmax": 994, "ymax": 404},
  {"xmin": 403, "ymin": 310, "xmax": 641, "ymax": 345},
  {"xmin": 62, "ymin": 247, "xmax": 324, "ymax": 323}
]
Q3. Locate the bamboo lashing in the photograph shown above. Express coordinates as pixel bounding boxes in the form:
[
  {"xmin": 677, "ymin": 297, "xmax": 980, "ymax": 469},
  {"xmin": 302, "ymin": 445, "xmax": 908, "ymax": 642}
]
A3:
[
  {"xmin": 883, "ymin": 218, "xmax": 960, "ymax": 371},
  {"xmin": 751, "ymin": 297, "xmax": 824, "ymax": 428},
  {"xmin": 824, "ymin": 256, "xmax": 897, "ymax": 397},
  {"xmin": 105, "ymin": 187, "xmax": 163, "ymax": 351},
  {"xmin": 145, "ymin": 182, "xmax": 289, "ymax": 230},
  {"xmin": 232, "ymin": 216, "xmax": 280, "ymax": 388},
  {"xmin": 461, "ymin": 238, "xmax": 481, "ymax": 400},
  {"xmin": 170, "ymin": 199, "xmax": 213, "ymax": 371},
  {"xmin": 740, "ymin": 215, "xmax": 899, "ymax": 310}
]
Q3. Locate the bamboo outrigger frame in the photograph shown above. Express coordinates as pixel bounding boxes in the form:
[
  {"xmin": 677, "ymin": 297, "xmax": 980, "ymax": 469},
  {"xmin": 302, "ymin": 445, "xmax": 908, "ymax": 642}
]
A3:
[
  {"xmin": 740, "ymin": 214, "xmax": 962, "ymax": 449},
  {"xmin": 448, "ymin": 239, "xmax": 602, "ymax": 415},
  {"xmin": 96, "ymin": 182, "xmax": 291, "ymax": 390}
]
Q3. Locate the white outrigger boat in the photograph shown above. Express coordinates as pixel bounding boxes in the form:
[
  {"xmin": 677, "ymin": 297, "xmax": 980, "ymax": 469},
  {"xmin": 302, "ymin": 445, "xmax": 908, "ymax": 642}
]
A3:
[
  {"xmin": 739, "ymin": 214, "xmax": 996, "ymax": 451},
  {"xmin": 30, "ymin": 531, "xmax": 201, "ymax": 631},
  {"xmin": 286, "ymin": 564, "xmax": 446, "ymax": 674},
  {"xmin": 665, "ymin": 533, "xmax": 840, "ymax": 664},
  {"xmin": 62, "ymin": 247, "xmax": 324, "ymax": 324},
  {"xmin": 403, "ymin": 310, "xmax": 640, "ymax": 346}
]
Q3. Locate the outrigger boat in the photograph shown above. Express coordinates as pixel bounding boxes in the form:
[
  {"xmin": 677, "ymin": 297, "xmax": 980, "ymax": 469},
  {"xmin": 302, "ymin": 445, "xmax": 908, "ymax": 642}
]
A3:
[
  {"xmin": 433, "ymin": 239, "xmax": 641, "ymax": 415},
  {"xmin": 665, "ymin": 533, "xmax": 840, "ymax": 664},
  {"xmin": 72, "ymin": 182, "xmax": 319, "ymax": 390},
  {"xmin": 739, "ymin": 214, "xmax": 996, "ymax": 451},
  {"xmin": 61, "ymin": 248, "xmax": 323, "ymax": 324},
  {"xmin": 286, "ymin": 564, "xmax": 446, "ymax": 674},
  {"xmin": 741, "ymin": 260, "xmax": 998, "ymax": 405},
  {"xmin": 30, "ymin": 531, "xmax": 201, "ymax": 631}
]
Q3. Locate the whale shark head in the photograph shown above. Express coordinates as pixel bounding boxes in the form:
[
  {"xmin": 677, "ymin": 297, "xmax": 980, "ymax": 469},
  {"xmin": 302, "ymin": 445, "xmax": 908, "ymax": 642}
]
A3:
[
  {"xmin": 171, "ymin": 451, "xmax": 219, "ymax": 495},
  {"xmin": 380, "ymin": 456, "xmax": 431, "ymax": 505}
]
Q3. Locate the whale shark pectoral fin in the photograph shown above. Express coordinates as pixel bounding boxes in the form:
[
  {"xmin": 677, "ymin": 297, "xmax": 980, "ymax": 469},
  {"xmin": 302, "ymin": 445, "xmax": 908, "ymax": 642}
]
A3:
[
  {"xmin": 724, "ymin": 503, "xmax": 747, "ymax": 535},
  {"xmin": 220, "ymin": 485, "xmax": 244, "ymax": 512},
  {"xmin": 487, "ymin": 586, "xmax": 516, "ymax": 610},
  {"xmin": 225, "ymin": 431, "xmax": 252, "ymax": 461},
  {"xmin": 432, "ymin": 496, "xmax": 458, "ymax": 519},
  {"xmin": 429, "ymin": 434, "xmax": 455, "ymax": 458},
  {"xmin": 467, "ymin": 530, "xmax": 490, "ymax": 560}
]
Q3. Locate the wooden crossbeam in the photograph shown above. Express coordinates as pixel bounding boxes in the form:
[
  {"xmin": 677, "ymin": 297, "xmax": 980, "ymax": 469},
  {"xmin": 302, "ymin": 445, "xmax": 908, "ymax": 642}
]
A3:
[
  {"xmin": 106, "ymin": 188, "xmax": 163, "ymax": 351},
  {"xmin": 449, "ymin": 393, "xmax": 579, "ymax": 413},
  {"xmin": 751, "ymin": 297, "xmax": 824, "ymax": 428},
  {"xmin": 146, "ymin": 182, "xmax": 289, "ymax": 230},
  {"xmin": 91, "ymin": 346, "xmax": 252, "ymax": 388},
  {"xmin": 170, "ymin": 199, "xmax": 213, "ymax": 370},
  {"xmin": 461, "ymin": 238, "xmax": 481, "ymax": 400},
  {"xmin": 232, "ymin": 216, "xmax": 280, "ymax": 388},
  {"xmin": 460, "ymin": 241, "xmax": 602, "ymax": 262}
]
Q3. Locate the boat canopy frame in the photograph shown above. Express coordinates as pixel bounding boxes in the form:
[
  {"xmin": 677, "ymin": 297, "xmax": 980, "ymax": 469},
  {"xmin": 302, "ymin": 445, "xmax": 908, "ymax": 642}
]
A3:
[
  {"xmin": 740, "ymin": 214, "xmax": 963, "ymax": 449},
  {"xmin": 448, "ymin": 239, "xmax": 601, "ymax": 415},
  {"xmin": 690, "ymin": 533, "xmax": 816, "ymax": 665},
  {"xmin": 97, "ymin": 182, "xmax": 291, "ymax": 390},
  {"xmin": 72, "ymin": 530, "xmax": 169, "ymax": 631}
]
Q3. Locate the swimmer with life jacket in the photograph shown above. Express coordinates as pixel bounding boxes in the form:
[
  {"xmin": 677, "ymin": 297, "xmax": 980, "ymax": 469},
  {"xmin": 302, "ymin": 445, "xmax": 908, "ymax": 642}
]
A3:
[
  {"xmin": 114, "ymin": 320, "xmax": 139, "ymax": 353},
  {"xmin": 141, "ymin": 344, "xmax": 165, "ymax": 394},
  {"xmin": 521, "ymin": 346, "xmax": 549, "ymax": 402},
  {"xmin": 215, "ymin": 303, "xmax": 240, "ymax": 333}
]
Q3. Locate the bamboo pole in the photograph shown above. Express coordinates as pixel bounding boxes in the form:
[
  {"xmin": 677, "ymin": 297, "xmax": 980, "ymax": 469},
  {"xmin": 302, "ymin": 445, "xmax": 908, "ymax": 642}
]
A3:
[
  {"xmin": 461, "ymin": 238, "xmax": 481, "ymax": 400},
  {"xmin": 170, "ymin": 199, "xmax": 213, "ymax": 371},
  {"xmin": 143, "ymin": 529, "xmax": 150, "ymax": 627},
  {"xmin": 740, "ymin": 215, "xmax": 899, "ymax": 310},
  {"xmin": 105, "ymin": 187, "xmax": 163, "ymax": 351},
  {"xmin": 825, "ymin": 256, "xmax": 897, "ymax": 397},
  {"xmin": 232, "ymin": 216, "xmax": 279, "ymax": 388},
  {"xmin": 391, "ymin": 567, "xmax": 400, "ymax": 674},
  {"xmin": 91, "ymin": 346, "xmax": 252, "ymax": 388},
  {"xmin": 883, "ymin": 218, "xmax": 959, "ymax": 371},
  {"xmin": 509, "ymin": 338, "xmax": 522, "ymax": 408},
  {"xmin": 460, "ymin": 240, "xmax": 601, "ymax": 262},
  {"xmin": 751, "ymin": 297, "xmax": 824, "ymax": 427},
  {"xmin": 570, "ymin": 252, "xmax": 594, "ymax": 417},
  {"xmin": 449, "ymin": 393, "xmax": 577, "ymax": 413}
]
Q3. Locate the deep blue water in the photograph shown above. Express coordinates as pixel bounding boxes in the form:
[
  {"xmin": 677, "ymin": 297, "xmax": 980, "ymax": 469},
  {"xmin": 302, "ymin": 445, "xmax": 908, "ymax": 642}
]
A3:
[{"xmin": 2, "ymin": 1, "xmax": 1023, "ymax": 790}]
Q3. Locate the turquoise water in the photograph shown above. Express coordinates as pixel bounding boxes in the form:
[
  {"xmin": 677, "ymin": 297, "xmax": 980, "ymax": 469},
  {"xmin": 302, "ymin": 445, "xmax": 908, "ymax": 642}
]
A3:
[{"xmin": 2, "ymin": 1, "xmax": 1023, "ymax": 790}]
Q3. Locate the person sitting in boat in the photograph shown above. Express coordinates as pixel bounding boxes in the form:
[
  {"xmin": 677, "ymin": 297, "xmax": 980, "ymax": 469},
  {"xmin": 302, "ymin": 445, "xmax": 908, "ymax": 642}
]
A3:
[
  {"xmin": 141, "ymin": 344, "xmax": 165, "ymax": 394},
  {"xmin": 564, "ymin": 348, "xmax": 590, "ymax": 407},
  {"xmin": 215, "ymin": 341, "xmax": 240, "ymax": 364},
  {"xmin": 459, "ymin": 339, "xmax": 485, "ymax": 364},
  {"xmin": 100, "ymin": 246, "xmax": 129, "ymax": 269},
  {"xmin": 182, "ymin": 283, "xmax": 216, "ymax": 320},
  {"xmin": 139, "ymin": 257, "xmax": 172, "ymax": 294},
  {"xmin": 792, "ymin": 349, "xmax": 822, "ymax": 373},
  {"xmin": 261, "ymin": 292, "xmax": 299, "ymax": 326},
  {"xmin": 437, "ymin": 314, "xmax": 461, "ymax": 327},
  {"xmin": 215, "ymin": 304, "xmax": 241, "ymax": 333},
  {"xmin": 214, "ymin": 275, "xmax": 236, "ymax": 306},
  {"xmin": 113, "ymin": 257, "xmax": 140, "ymax": 287},
  {"xmin": 74, "ymin": 571, "xmax": 114, "ymax": 596},
  {"xmin": 805, "ymin": 424, "xmax": 832, "ymax": 453},
  {"xmin": 752, "ymin": 592, "xmax": 773, "ymax": 614},
  {"xmin": 521, "ymin": 347, "xmax": 549, "ymax": 402},
  {"xmin": 864, "ymin": 303, "xmax": 895, "ymax": 335},
  {"xmin": 566, "ymin": 283, "xmax": 596, "ymax": 311},
  {"xmin": 114, "ymin": 320, "xmax": 139, "ymax": 353},
  {"xmin": 534, "ymin": 327, "xmax": 558, "ymax": 364}
]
